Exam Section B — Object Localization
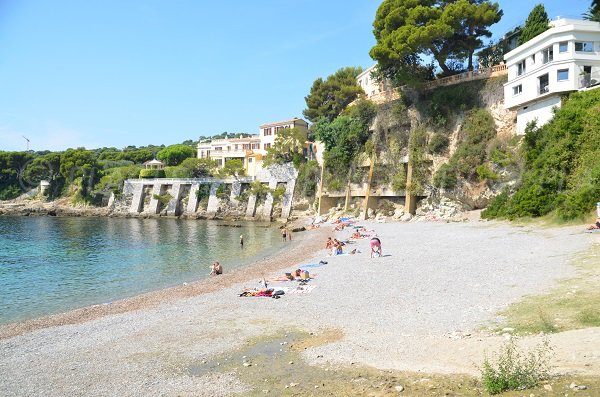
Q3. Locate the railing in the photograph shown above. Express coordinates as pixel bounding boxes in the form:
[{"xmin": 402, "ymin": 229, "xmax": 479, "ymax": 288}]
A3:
[
  {"xmin": 422, "ymin": 64, "xmax": 508, "ymax": 90},
  {"xmin": 579, "ymin": 71, "xmax": 600, "ymax": 89},
  {"xmin": 539, "ymin": 85, "xmax": 550, "ymax": 95}
]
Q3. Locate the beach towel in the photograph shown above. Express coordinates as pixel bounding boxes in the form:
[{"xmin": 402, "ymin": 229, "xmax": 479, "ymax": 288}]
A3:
[{"xmin": 585, "ymin": 229, "xmax": 600, "ymax": 233}]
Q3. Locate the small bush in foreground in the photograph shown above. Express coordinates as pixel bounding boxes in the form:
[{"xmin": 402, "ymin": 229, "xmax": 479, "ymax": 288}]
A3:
[{"xmin": 481, "ymin": 338, "xmax": 553, "ymax": 395}]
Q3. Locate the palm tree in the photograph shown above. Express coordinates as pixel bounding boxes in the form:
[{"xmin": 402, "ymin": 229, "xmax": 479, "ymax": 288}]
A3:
[{"xmin": 583, "ymin": 0, "xmax": 600, "ymax": 21}]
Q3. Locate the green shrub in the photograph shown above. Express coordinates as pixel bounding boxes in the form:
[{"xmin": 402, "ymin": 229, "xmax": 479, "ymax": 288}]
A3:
[
  {"xmin": 391, "ymin": 170, "xmax": 407, "ymax": 192},
  {"xmin": 476, "ymin": 164, "xmax": 499, "ymax": 182},
  {"xmin": 428, "ymin": 133, "xmax": 449, "ymax": 154},
  {"xmin": 484, "ymin": 90, "xmax": 600, "ymax": 220},
  {"xmin": 433, "ymin": 163, "xmax": 458, "ymax": 189},
  {"xmin": 153, "ymin": 193, "xmax": 172, "ymax": 207},
  {"xmin": 296, "ymin": 160, "xmax": 320, "ymax": 198},
  {"xmin": 139, "ymin": 169, "xmax": 166, "ymax": 178},
  {"xmin": 481, "ymin": 338, "xmax": 553, "ymax": 395}
]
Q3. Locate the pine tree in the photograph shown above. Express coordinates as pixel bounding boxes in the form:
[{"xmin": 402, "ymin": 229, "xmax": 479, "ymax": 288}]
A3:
[
  {"xmin": 583, "ymin": 0, "xmax": 600, "ymax": 21},
  {"xmin": 518, "ymin": 4, "xmax": 550, "ymax": 45}
]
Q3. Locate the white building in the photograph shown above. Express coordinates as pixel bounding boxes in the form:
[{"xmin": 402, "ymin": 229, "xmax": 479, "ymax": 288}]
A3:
[
  {"xmin": 504, "ymin": 18, "xmax": 600, "ymax": 134},
  {"xmin": 356, "ymin": 65, "xmax": 399, "ymax": 103}
]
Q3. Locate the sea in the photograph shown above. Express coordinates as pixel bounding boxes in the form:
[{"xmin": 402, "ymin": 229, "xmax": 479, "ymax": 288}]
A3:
[{"xmin": 0, "ymin": 216, "xmax": 282, "ymax": 324}]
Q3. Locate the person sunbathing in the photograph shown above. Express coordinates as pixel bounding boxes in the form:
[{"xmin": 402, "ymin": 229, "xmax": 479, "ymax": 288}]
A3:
[
  {"xmin": 587, "ymin": 218, "xmax": 600, "ymax": 230},
  {"xmin": 351, "ymin": 231, "xmax": 362, "ymax": 239},
  {"xmin": 325, "ymin": 237, "xmax": 334, "ymax": 255}
]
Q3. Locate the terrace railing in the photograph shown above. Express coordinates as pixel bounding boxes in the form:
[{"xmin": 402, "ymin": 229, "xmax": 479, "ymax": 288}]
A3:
[{"xmin": 422, "ymin": 64, "xmax": 508, "ymax": 90}]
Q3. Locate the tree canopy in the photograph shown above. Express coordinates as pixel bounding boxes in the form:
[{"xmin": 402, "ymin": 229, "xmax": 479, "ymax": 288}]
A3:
[
  {"xmin": 303, "ymin": 67, "xmax": 364, "ymax": 122},
  {"xmin": 518, "ymin": 4, "xmax": 549, "ymax": 45},
  {"xmin": 156, "ymin": 144, "xmax": 196, "ymax": 166},
  {"xmin": 370, "ymin": 0, "xmax": 502, "ymax": 80},
  {"xmin": 584, "ymin": 0, "xmax": 600, "ymax": 21},
  {"xmin": 263, "ymin": 127, "xmax": 307, "ymax": 167}
]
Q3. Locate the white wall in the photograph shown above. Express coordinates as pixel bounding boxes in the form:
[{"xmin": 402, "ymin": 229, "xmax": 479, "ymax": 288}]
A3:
[{"xmin": 516, "ymin": 96, "xmax": 561, "ymax": 134}]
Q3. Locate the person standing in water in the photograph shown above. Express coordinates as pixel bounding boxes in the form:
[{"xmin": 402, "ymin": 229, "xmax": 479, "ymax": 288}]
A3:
[
  {"xmin": 281, "ymin": 228, "xmax": 287, "ymax": 242},
  {"xmin": 240, "ymin": 234, "xmax": 244, "ymax": 247}
]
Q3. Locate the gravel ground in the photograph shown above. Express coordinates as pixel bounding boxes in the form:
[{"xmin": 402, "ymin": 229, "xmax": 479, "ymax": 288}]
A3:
[{"xmin": 0, "ymin": 220, "xmax": 597, "ymax": 396}]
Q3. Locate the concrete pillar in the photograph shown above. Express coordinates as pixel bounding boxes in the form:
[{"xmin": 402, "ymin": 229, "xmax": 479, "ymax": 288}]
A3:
[
  {"xmin": 245, "ymin": 194, "xmax": 257, "ymax": 219},
  {"xmin": 129, "ymin": 184, "xmax": 145, "ymax": 213},
  {"xmin": 206, "ymin": 182, "xmax": 221, "ymax": 216},
  {"xmin": 280, "ymin": 179, "xmax": 296, "ymax": 220},
  {"xmin": 261, "ymin": 180, "xmax": 278, "ymax": 220},
  {"xmin": 107, "ymin": 192, "xmax": 115, "ymax": 209},
  {"xmin": 147, "ymin": 183, "xmax": 163, "ymax": 214},
  {"xmin": 230, "ymin": 180, "xmax": 241, "ymax": 206},
  {"xmin": 186, "ymin": 184, "xmax": 199, "ymax": 214},
  {"xmin": 165, "ymin": 183, "xmax": 184, "ymax": 216}
]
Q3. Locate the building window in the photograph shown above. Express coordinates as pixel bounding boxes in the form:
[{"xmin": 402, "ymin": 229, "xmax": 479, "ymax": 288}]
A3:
[
  {"xmin": 557, "ymin": 69, "xmax": 569, "ymax": 81},
  {"xmin": 512, "ymin": 84, "xmax": 522, "ymax": 96},
  {"xmin": 517, "ymin": 60, "xmax": 526, "ymax": 76},
  {"xmin": 531, "ymin": 54, "xmax": 536, "ymax": 64},
  {"xmin": 264, "ymin": 143, "xmax": 271, "ymax": 150},
  {"xmin": 215, "ymin": 147, "xmax": 222, "ymax": 151},
  {"xmin": 539, "ymin": 74, "xmax": 549, "ymax": 94},
  {"xmin": 559, "ymin": 41, "xmax": 568, "ymax": 53},
  {"xmin": 263, "ymin": 128, "xmax": 272, "ymax": 136},
  {"xmin": 542, "ymin": 46, "xmax": 553, "ymax": 64},
  {"xmin": 575, "ymin": 42, "xmax": 594, "ymax": 52},
  {"xmin": 248, "ymin": 158, "xmax": 253, "ymax": 163}
]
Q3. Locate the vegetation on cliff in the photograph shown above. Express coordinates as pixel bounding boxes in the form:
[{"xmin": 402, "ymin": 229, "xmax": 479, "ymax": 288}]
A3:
[{"xmin": 483, "ymin": 89, "xmax": 600, "ymax": 220}]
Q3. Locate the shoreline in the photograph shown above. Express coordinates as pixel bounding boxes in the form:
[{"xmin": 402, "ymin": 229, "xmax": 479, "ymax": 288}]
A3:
[{"xmin": 0, "ymin": 224, "xmax": 330, "ymax": 340}]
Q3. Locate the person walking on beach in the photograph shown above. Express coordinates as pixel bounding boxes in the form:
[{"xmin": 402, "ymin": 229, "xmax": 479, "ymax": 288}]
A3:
[
  {"xmin": 281, "ymin": 227, "xmax": 287, "ymax": 242},
  {"xmin": 325, "ymin": 237, "xmax": 334, "ymax": 256}
]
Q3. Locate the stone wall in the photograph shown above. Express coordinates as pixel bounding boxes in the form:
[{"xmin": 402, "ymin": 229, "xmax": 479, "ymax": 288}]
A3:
[{"xmin": 115, "ymin": 164, "xmax": 298, "ymax": 221}]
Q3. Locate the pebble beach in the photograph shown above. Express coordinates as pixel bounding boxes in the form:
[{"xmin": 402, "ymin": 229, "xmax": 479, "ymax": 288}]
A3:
[{"xmin": 1, "ymin": 219, "xmax": 599, "ymax": 396}]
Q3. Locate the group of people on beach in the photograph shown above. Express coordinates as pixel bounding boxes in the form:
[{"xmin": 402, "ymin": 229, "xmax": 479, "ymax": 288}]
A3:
[
  {"xmin": 587, "ymin": 217, "xmax": 600, "ymax": 230},
  {"xmin": 325, "ymin": 233, "xmax": 382, "ymax": 257}
]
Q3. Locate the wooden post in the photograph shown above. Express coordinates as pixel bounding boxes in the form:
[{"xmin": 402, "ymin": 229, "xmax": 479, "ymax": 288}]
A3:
[
  {"xmin": 317, "ymin": 163, "xmax": 325, "ymax": 215},
  {"xmin": 405, "ymin": 161, "xmax": 417, "ymax": 215},
  {"xmin": 360, "ymin": 153, "xmax": 375, "ymax": 220}
]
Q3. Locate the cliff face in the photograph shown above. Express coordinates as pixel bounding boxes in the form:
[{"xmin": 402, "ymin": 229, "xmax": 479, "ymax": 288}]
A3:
[{"xmin": 367, "ymin": 76, "xmax": 521, "ymax": 218}]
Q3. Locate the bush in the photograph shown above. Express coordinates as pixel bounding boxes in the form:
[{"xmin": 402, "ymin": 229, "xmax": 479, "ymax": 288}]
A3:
[
  {"xmin": 481, "ymin": 338, "xmax": 553, "ymax": 395},
  {"xmin": 391, "ymin": 170, "xmax": 407, "ymax": 192},
  {"xmin": 484, "ymin": 89, "xmax": 600, "ymax": 219},
  {"xmin": 296, "ymin": 160, "xmax": 320, "ymax": 198},
  {"xmin": 139, "ymin": 169, "xmax": 166, "ymax": 178},
  {"xmin": 433, "ymin": 163, "xmax": 458, "ymax": 189},
  {"xmin": 476, "ymin": 164, "xmax": 499, "ymax": 182},
  {"xmin": 428, "ymin": 133, "xmax": 449, "ymax": 154}
]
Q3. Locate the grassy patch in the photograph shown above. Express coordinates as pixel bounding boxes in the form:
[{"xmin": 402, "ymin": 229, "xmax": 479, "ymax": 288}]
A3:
[{"xmin": 495, "ymin": 244, "xmax": 600, "ymax": 334}]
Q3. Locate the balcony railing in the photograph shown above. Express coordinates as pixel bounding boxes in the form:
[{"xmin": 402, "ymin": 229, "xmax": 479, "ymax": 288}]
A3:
[
  {"xmin": 422, "ymin": 64, "xmax": 508, "ymax": 90},
  {"xmin": 579, "ymin": 72, "xmax": 600, "ymax": 89},
  {"xmin": 539, "ymin": 85, "xmax": 550, "ymax": 95}
]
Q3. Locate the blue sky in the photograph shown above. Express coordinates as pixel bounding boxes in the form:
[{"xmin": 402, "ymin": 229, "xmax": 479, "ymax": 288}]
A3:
[{"xmin": 0, "ymin": 0, "xmax": 593, "ymax": 151}]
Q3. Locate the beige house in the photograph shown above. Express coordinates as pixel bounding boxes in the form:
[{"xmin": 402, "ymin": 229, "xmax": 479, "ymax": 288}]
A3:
[
  {"xmin": 258, "ymin": 118, "xmax": 309, "ymax": 154},
  {"xmin": 196, "ymin": 117, "xmax": 309, "ymax": 177}
]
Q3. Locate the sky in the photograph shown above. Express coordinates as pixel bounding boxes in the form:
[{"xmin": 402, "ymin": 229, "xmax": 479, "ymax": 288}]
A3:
[{"xmin": 0, "ymin": 0, "xmax": 594, "ymax": 152}]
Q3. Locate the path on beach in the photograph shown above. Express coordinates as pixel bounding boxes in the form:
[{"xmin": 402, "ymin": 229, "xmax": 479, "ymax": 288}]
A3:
[{"xmin": 1, "ymin": 220, "xmax": 598, "ymax": 396}]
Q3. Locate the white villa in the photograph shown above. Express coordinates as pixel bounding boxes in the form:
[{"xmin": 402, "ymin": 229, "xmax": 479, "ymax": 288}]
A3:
[
  {"xmin": 504, "ymin": 18, "xmax": 600, "ymax": 133},
  {"xmin": 356, "ymin": 65, "xmax": 399, "ymax": 103},
  {"xmin": 197, "ymin": 118, "xmax": 309, "ymax": 177}
]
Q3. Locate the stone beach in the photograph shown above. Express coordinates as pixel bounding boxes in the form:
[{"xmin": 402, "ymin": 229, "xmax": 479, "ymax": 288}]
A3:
[{"xmin": 1, "ymin": 219, "xmax": 599, "ymax": 396}]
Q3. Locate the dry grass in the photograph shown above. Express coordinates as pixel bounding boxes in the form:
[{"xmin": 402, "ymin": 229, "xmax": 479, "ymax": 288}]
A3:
[{"xmin": 496, "ymin": 243, "xmax": 600, "ymax": 334}]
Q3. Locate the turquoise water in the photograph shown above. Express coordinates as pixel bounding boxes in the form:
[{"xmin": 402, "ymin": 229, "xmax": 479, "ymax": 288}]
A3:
[{"xmin": 0, "ymin": 217, "xmax": 282, "ymax": 324}]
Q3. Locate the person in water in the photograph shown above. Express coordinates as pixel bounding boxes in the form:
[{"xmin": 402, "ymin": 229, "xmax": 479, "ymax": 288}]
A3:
[
  {"xmin": 210, "ymin": 261, "xmax": 223, "ymax": 276},
  {"xmin": 281, "ymin": 228, "xmax": 287, "ymax": 242},
  {"xmin": 240, "ymin": 235, "xmax": 244, "ymax": 247}
]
